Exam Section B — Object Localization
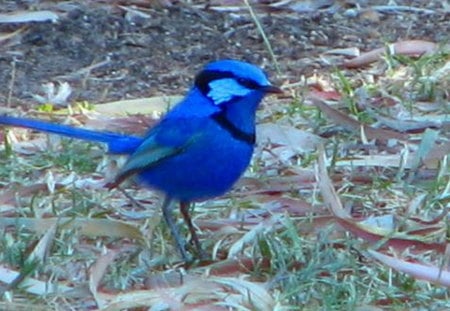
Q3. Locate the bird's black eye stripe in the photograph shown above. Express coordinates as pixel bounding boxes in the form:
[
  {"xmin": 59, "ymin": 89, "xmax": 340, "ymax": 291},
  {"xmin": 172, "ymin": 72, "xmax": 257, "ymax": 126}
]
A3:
[
  {"xmin": 195, "ymin": 70, "xmax": 261, "ymax": 95},
  {"xmin": 236, "ymin": 78, "xmax": 259, "ymax": 90}
]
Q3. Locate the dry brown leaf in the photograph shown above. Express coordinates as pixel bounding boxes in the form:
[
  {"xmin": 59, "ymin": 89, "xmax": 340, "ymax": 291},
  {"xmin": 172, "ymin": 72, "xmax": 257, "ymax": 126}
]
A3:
[
  {"xmin": 362, "ymin": 104, "xmax": 444, "ymax": 132},
  {"xmin": 237, "ymin": 171, "xmax": 317, "ymax": 195},
  {"xmin": 368, "ymin": 250, "xmax": 450, "ymax": 286},
  {"xmin": 204, "ymin": 258, "xmax": 271, "ymax": 277},
  {"xmin": 336, "ymin": 154, "xmax": 412, "ymax": 169},
  {"xmin": 89, "ymin": 249, "xmax": 120, "ymax": 308},
  {"xmin": 0, "ymin": 184, "xmax": 58, "ymax": 205},
  {"xmin": 101, "ymin": 274, "xmax": 274, "ymax": 310},
  {"xmin": 343, "ymin": 40, "xmax": 438, "ymax": 68},
  {"xmin": 27, "ymin": 222, "xmax": 57, "ymax": 264},
  {"xmin": 337, "ymin": 217, "xmax": 446, "ymax": 253},
  {"xmin": 0, "ymin": 217, "xmax": 143, "ymax": 240},
  {"xmin": 317, "ymin": 145, "xmax": 350, "ymax": 219},
  {"xmin": 83, "ymin": 114, "xmax": 155, "ymax": 134},
  {"xmin": 94, "ymin": 96, "xmax": 183, "ymax": 116},
  {"xmin": 211, "ymin": 277, "xmax": 274, "ymax": 310},
  {"xmin": 423, "ymin": 141, "xmax": 450, "ymax": 169},
  {"xmin": 0, "ymin": 265, "xmax": 72, "ymax": 295},
  {"xmin": 310, "ymin": 96, "xmax": 407, "ymax": 141},
  {"xmin": 99, "ymin": 289, "xmax": 180, "ymax": 310},
  {"xmin": 257, "ymin": 122, "xmax": 323, "ymax": 153}
]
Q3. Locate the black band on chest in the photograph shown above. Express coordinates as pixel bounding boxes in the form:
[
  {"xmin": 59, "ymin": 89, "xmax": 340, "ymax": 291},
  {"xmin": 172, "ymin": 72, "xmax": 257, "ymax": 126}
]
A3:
[{"xmin": 212, "ymin": 112, "xmax": 255, "ymax": 145}]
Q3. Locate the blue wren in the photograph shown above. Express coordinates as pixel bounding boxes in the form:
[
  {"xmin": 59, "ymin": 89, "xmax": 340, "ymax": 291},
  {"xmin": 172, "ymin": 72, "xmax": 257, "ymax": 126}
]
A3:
[{"xmin": 0, "ymin": 60, "xmax": 282, "ymax": 260}]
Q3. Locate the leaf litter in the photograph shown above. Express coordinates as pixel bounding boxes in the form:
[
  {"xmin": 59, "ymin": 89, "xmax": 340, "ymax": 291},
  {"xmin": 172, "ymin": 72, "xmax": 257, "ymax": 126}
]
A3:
[{"xmin": 0, "ymin": 0, "xmax": 449, "ymax": 309}]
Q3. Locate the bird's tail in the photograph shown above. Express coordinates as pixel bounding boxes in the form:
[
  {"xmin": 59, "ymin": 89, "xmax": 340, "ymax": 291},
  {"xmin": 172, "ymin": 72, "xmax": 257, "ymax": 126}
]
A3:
[{"xmin": 0, "ymin": 115, "xmax": 143, "ymax": 154}]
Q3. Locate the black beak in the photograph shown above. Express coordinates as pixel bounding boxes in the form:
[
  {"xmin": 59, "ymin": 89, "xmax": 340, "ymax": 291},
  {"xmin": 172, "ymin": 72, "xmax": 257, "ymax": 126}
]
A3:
[{"xmin": 262, "ymin": 85, "xmax": 283, "ymax": 94}]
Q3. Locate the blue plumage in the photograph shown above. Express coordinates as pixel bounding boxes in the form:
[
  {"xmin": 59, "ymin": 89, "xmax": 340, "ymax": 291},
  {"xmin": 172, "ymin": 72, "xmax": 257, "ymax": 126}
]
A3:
[
  {"xmin": 0, "ymin": 116, "xmax": 143, "ymax": 154},
  {"xmin": 0, "ymin": 60, "xmax": 281, "ymax": 260}
]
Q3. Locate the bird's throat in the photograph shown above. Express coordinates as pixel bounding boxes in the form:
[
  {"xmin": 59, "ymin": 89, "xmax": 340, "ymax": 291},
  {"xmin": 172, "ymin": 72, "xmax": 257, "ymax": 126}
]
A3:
[{"xmin": 212, "ymin": 112, "xmax": 255, "ymax": 144}]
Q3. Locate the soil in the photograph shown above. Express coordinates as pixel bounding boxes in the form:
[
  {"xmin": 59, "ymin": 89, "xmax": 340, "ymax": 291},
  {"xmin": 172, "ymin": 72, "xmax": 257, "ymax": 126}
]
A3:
[{"xmin": 0, "ymin": 1, "xmax": 448, "ymax": 107}]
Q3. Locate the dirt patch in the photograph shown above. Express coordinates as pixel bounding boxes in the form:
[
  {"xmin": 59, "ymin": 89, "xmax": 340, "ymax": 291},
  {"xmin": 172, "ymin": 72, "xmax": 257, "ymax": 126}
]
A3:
[{"xmin": 0, "ymin": 1, "xmax": 448, "ymax": 106}]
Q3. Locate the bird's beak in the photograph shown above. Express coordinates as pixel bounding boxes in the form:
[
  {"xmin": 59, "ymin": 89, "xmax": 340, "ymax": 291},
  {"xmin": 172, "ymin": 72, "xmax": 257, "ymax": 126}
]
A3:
[{"xmin": 262, "ymin": 85, "xmax": 283, "ymax": 94}]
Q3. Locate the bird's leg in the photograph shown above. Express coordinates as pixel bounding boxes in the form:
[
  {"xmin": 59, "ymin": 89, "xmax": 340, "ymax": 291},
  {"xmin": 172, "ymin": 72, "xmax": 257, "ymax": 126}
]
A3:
[
  {"xmin": 179, "ymin": 202, "xmax": 207, "ymax": 259},
  {"xmin": 161, "ymin": 197, "xmax": 189, "ymax": 261}
]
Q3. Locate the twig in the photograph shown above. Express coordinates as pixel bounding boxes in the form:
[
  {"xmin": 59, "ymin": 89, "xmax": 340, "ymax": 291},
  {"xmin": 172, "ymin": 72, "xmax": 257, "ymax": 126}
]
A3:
[
  {"xmin": 7, "ymin": 58, "xmax": 16, "ymax": 108},
  {"xmin": 243, "ymin": 0, "xmax": 280, "ymax": 74}
]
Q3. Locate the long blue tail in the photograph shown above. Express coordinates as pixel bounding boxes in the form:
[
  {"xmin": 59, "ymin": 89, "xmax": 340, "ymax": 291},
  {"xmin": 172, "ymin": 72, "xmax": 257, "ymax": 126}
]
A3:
[{"xmin": 0, "ymin": 116, "xmax": 143, "ymax": 154}]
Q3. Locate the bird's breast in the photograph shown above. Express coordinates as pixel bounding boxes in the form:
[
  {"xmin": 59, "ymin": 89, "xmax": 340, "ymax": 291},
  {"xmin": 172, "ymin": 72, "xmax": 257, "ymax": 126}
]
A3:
[{"xmin": 137, "ymin": 121, "xmax": 254, "ymax": 202}]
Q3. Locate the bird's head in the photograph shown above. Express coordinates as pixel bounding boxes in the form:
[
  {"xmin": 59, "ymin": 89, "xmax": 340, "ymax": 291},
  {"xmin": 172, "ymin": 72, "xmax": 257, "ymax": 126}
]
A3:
[{"xmin": 194, "ymin": 60, "xmax": 282, "ymax": 106}]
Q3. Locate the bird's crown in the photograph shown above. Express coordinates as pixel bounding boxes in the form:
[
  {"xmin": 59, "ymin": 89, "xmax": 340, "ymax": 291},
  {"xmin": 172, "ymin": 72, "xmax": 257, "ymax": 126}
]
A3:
[{"xmin": 194, "ymin": 60, "xmax": 276, "ymax": 105}]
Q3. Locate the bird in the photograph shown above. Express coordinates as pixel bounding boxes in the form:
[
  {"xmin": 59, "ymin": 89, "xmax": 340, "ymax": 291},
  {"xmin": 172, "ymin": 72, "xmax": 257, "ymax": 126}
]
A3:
[{"xmin": 0, "ymin": 60, "xmax": 282, "ymax": 261}]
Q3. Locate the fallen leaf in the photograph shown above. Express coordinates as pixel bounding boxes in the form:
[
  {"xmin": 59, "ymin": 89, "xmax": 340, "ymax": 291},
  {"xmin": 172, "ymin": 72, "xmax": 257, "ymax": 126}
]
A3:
[
  {"xmin": 89, "ymin": 249, "xmax": 120, "ymax": 308},
  {"xmin": 310, "ymin": 96, "xmax": 407, "ymax": 141},
  {"xmin": 94, "ymin": 96, "xmax": 183, "ymax": 116},
  {"xmin": 368, "ymin": 250, "xmax": 450, "ymax": 286},
  {"xmin": 0, "ymin": 10, "xmax": 59, "ymax": 23},
  {"xmin": 0, "ymin": 265, "xmax": 72, "ymax": 295},
  {"xmin": 258, "ymin": 123, "xmax": 323, "ymax": 152},
  {"xmin": 343, "ymin": 40, "xmax": 438, "ymax": 68},
  {"xmin": 0, "ymin": 217, "xmax": 144, "ymax": 241}
]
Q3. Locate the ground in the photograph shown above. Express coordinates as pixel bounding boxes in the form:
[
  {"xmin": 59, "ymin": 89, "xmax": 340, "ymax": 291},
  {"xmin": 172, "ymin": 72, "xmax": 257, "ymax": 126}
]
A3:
[
  {"xmin": 0, "ymin": 1, "xmax": 447, "ymax": 105},
  {"xmin": 0, "ymin": 1, "xmax": 449, "ymax": 310}
]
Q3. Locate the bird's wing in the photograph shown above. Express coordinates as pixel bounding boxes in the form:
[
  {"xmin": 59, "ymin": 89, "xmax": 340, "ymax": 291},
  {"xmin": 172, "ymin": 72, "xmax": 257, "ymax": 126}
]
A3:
[{"xmin": 108, "ymin": 118, "xmax": 203, "ymax": 187}]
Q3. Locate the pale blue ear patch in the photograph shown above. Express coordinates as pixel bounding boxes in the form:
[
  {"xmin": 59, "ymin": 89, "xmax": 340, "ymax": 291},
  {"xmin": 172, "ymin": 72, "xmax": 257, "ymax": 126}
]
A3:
[{"xmin": 207, "ymin": 78, "xmax": 253, "ymax": 105}]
